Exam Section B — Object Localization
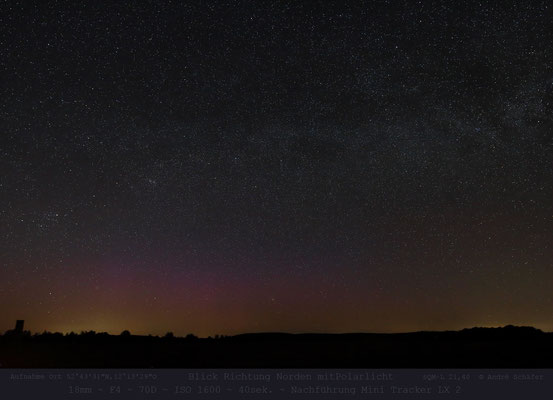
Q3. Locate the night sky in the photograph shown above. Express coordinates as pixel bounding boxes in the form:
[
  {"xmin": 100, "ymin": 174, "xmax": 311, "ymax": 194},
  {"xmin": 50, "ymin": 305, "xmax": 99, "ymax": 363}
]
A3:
[{"xmin": 1, "ymin": 1, "xmax": 552, "ymax": 337}]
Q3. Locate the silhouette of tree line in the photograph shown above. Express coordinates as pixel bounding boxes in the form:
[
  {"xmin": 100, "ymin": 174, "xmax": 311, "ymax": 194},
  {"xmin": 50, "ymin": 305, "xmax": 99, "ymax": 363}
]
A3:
[
  {"xmin": 0, "ymin": 324, "xmax": 551, "ymax": 368},
  {"xmin": 0, "ymin": 328, "xmax": 236, "ymax": 341}
]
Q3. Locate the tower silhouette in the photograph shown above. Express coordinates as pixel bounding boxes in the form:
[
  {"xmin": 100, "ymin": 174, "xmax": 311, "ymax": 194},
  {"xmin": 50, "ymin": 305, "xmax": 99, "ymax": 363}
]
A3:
[{"xmin": 15, "ymin": 320, "xmax": 24, "ymax": 333}]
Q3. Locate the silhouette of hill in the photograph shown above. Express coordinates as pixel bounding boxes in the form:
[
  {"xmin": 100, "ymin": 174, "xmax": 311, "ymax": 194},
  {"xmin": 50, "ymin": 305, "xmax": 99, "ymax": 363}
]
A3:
[{"xmin": 1, "ymin": 325, "xmax": 552, "ymax": 368}]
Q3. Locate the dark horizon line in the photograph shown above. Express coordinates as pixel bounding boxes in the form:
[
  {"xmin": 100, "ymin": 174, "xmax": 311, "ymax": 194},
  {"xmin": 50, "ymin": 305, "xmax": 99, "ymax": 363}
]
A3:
[{"xmin": 3, "ymin": 324, "xmax": 550, "ymax": 338}]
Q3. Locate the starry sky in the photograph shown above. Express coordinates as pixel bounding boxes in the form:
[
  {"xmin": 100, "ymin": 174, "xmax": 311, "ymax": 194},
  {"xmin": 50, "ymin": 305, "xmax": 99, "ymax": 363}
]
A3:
[{"xmin": 1, "ymin": 1, "xmax": 552, "ymax": 337}]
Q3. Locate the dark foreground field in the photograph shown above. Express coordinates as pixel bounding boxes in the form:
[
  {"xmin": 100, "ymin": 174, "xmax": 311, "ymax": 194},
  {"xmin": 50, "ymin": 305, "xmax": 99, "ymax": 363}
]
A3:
[{"xmin": 1, "ymin": 326, "xmax": 552, "ymax": 368}]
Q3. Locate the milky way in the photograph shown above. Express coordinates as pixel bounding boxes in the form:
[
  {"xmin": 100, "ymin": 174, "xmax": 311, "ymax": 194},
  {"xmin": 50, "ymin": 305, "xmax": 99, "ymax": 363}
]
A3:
[{"xmin": 1, "ymin": 1, "xmax": 552, "ymax": 336}]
